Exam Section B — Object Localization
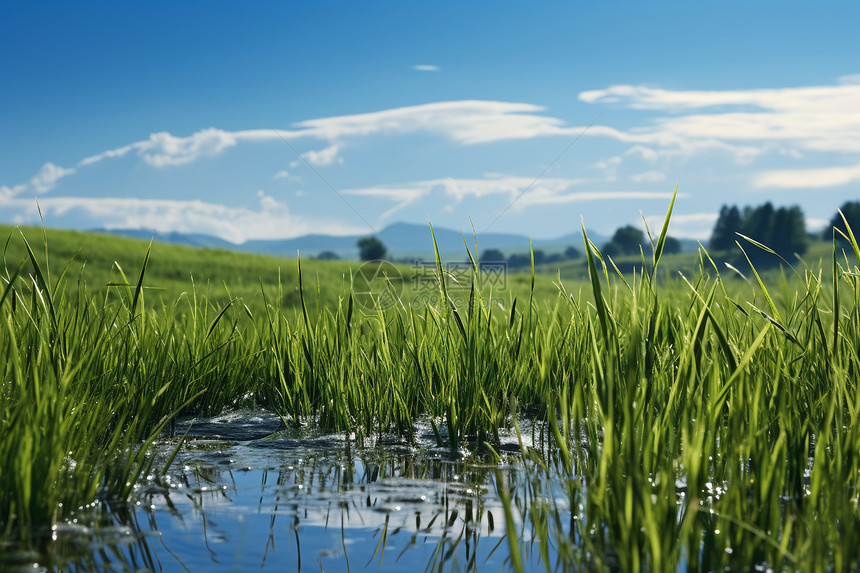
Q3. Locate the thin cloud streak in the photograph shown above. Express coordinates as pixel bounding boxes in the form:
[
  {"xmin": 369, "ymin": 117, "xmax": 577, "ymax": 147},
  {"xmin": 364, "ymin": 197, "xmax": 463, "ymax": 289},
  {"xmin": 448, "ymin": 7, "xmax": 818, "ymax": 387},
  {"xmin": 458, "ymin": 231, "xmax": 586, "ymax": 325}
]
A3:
[
  {"xmin": 0, "ymin": 192, "xmax": 366, "ymax": 243},
  {"xmin": 579, "ymin": 80, "xmax": 860, "ymax": 183},
  {"xmin": 754, "ymin": 162, "xmax": 860, "ymax": 189},
  {"xmin": 4, "ymin": 101, "xmax": 582, "ymax": 199},
  {"xmin": 643, "ymin": 212, "xmax": 720, "ymax": 241},
  {"xmin": 343, "ymin": 176, "xmax": 681, "ymax": 219},
  {"xmin": 5, "ymin": 77, "xmax": 859, "ymax": 236}
]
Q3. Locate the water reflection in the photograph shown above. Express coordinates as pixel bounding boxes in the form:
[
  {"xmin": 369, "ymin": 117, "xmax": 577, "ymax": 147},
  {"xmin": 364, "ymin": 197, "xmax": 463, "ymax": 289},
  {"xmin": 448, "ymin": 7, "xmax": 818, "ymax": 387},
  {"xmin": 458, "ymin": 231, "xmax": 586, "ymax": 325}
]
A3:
[{"xmin": 15, "ymin": 415, "xmax": 559, "ymax": 572}]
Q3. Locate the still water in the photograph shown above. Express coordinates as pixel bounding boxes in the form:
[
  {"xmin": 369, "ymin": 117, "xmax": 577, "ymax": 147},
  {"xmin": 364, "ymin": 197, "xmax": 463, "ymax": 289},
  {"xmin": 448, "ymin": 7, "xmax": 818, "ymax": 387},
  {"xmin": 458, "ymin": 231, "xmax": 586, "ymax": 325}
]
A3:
[{"xmin": 9, "ymin": 410, "xmax": 572, "ymax": 572}]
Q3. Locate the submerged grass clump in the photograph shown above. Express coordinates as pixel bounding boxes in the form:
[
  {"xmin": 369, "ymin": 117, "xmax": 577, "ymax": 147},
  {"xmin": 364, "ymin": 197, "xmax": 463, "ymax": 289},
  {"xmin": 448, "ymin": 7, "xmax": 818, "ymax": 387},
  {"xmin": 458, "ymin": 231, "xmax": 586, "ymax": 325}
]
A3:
[{"xmin": 2, "ymin": 196, "xmax": 860, "ymax": 570}]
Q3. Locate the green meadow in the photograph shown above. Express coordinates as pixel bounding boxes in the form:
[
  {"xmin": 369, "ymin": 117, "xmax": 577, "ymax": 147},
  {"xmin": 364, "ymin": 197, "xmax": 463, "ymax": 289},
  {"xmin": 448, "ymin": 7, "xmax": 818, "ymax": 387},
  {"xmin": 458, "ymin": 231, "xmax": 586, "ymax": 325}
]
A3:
[{"xmin": 1, "ymin": 201, "xmax": 860, "ymax": 570}]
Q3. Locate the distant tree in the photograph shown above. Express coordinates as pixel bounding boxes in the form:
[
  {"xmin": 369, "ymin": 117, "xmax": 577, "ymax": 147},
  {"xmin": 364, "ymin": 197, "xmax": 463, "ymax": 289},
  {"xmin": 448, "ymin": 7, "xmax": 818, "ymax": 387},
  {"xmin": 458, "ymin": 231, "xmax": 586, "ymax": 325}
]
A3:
[
  {"xmin": 771, "ymin": 205, "xmax": 808, "ymax": 256},
  {"xmin": 357, "ymin": 236, "xmax": 387, "ymax": 261},
  {"xmin": 709, "ymin": 201, "xmax": 809, "ymax": 265},
  {"xmin": 316, "ymin": 250, "xmax": 340, "ymax": 260},
  {"xmin": 480, "ymin": 248, "xmax": 506, "ymax": 262},
  {"xmin": 604, "ymin": 225, "xmax": 646, "ymax": 256},
  {"xmin": 507, "ymin": 253, "xmax": 531, "ymax": 268},
  {"xmin": 710, "ymin": 205, "xmax": 742, "ymax": 251},
  {"xmin": 741, "ymin": 201, "xmax": 775, "ymax": 243},
  {"xmin": 532, "ymin": 250, "xmax": 546, "ymax": 265},
  {"xmin": 663, "ymin": 236, "xmax": 682, "ymax": 255},
  {"xmin": 602, "ymin": 241, "xmax": 622, "ymax": 258},
  {"xmin": 546, "ymin": 253, "xmax": 564, "ymax": 264},
  {"xmin": 823, "ymin": 201, "xmax": 860, "ymax": 243},
  {"xmin": 564, "ymin": 245, "xmax": 582, "ymax": 260}
]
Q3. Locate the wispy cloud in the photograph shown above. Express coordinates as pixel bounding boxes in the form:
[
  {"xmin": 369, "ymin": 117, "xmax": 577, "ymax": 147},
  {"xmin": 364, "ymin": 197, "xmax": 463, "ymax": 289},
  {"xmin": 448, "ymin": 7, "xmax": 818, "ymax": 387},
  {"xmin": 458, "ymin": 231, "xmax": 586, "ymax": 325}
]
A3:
[
  {"xmin": 79, "ymin": 128, "xmax": 249, "ymax": 169},
  {"xmin": 579, "ymin": 80, "xmax": 860, "ymax": 184},
  {"xmin": 30, "ymin": 162, "xmax": 76, "ymax": 193},
  {"xmin": 138, "ymin": 128, "xmax": 242, "ymax": 167},
  {"xmin": 0, "ymin": 191, "xmax": 366, "ymax": 243},
  {"xmin": 273, "ymin": 170, "xmax": 290, "ymax": 179},
  {"xmin": 343, "ymin": 175, "xmax": 681, "ymax": 220},
  {"xmin": 7, "ymin": 77, "xmax": 860, "ymax": 216},
  {"xmin": 302, "ymin": 144, "xmax": 342, "ymax": 166},
  {"xmin": 3, "ymin": 101, "xmax": 583, "ymax": 199},
  {"xmin": 413, "ymin": 65, "xmax": 440, "ymax": 72},
  {"xmin": 630, "ymin": 170, "xmax": 666, "ymax": 183},
  {"xmin": 643, "ymin": 212, "xmax": 720, "ymax": 241},
  {"xmin": 753, "ymin": 162, "xmax": 860, "ymax": 189},
  {"xmin": 291, "ymin": 100, "xmax": 573, "ymax": 144}
]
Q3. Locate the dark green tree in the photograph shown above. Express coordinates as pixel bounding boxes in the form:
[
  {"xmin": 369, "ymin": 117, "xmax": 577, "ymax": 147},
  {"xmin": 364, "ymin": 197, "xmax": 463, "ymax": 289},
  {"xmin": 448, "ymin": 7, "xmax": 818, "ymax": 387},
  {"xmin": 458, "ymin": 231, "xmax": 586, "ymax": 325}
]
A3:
[
  {"xmin": 663, "ymin": 236, "xmax": 682, "ymax": 255},
  {"xmin": 602, "ymin": 241, "xmax": 622, "ymax": 258},
  {"xmin": 564, "ymin": 245, "xmax": 582, "ymax": 259},
  {"xmin": 710, "ymin": 205, "xmax": 742, "ymax": 251},
  {"xmin": 711, "ymin": 201, "xmax": 808, "ymax": 266},
  {"xmin": 480, "ymin": 248, "xmax": 506, "ymax": 262},
  {"xmin": 741, "ymin": 201, "xmax": 775, "ymax": 244},
  {"xmin": 316, "ymin": 250, "xmax": 340, "ymax": 260},
  {"xmin": 508, "ymin": 253, "xmax": 531, "ymax": 268},
  {"xmin": 771, "ymin": 205, "xmax": 808, "ymax": 257},
  {"xmin": 357, "ymin": 236, "xmax": 387, "ymax": 261},
  {"xmin": 823, "ymin": 201, "xmax": 860, "ymax": 243},
  {"xmin": 604, "ymin": 225, "xmax": 646, "ymax": 256}
]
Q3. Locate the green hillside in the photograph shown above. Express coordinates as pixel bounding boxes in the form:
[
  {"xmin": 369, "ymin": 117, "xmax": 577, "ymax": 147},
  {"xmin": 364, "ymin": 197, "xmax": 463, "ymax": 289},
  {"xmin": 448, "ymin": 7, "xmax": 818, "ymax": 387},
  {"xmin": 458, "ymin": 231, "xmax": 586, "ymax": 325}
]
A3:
[
  {"xmin": 1, "ymin": 224, "xmax": 568, "ymax": 316},
  {"xmin": 2, "ymin": 223, "xmax": 845, "ymax": 320}
]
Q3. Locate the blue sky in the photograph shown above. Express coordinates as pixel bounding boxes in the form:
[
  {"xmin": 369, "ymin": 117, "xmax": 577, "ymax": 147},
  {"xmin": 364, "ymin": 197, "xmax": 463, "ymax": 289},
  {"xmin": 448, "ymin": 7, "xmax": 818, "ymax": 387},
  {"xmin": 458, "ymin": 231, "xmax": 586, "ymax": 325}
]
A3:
[{"xmin": 2, "ymin": 1, "xmax": 859, "ymax": 243}]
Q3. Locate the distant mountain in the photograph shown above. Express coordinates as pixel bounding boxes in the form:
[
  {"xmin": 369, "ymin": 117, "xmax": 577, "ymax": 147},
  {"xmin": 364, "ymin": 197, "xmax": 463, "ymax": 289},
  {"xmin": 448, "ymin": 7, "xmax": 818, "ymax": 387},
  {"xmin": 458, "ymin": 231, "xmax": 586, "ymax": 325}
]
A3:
[
  {"xmin": 92, "ymin": 228, "xmax": 236, "ymax": 250},
  {"xmin": 97, "ymin": 223, "xmax": 622, "ymax": 261}
]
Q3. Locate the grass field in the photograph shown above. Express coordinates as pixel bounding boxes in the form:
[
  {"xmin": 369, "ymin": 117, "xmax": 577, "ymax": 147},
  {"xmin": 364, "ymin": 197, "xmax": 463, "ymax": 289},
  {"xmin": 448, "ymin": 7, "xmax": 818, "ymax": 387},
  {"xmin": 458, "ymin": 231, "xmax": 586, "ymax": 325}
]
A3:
[{"xmin": 2, "ymin": 207, "xmax": 860, "ymax": 570}]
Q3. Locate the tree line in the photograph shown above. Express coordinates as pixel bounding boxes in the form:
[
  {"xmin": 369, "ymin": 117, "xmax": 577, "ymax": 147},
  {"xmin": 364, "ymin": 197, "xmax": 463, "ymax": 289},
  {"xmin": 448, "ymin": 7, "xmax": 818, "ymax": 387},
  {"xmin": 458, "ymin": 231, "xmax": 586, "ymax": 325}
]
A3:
[
  {"xmin": 345, "ymin": 200, "xmax": 859, "ymax": 266},
  {"xmin": 709, "ymin": 200, "xmax": 860, "ymax": 265},
  {"xmin": 480, "ymin": 246, "xmax": 582, "ymax": 268}
]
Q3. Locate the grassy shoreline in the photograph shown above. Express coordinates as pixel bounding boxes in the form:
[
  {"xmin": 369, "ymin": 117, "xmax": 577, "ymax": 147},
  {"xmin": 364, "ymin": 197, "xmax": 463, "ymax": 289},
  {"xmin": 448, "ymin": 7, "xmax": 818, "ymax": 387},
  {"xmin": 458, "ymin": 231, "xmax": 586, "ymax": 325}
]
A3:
[{"xmin": 2, "ymin": 211, "xmax": 860, "ymax": 570}]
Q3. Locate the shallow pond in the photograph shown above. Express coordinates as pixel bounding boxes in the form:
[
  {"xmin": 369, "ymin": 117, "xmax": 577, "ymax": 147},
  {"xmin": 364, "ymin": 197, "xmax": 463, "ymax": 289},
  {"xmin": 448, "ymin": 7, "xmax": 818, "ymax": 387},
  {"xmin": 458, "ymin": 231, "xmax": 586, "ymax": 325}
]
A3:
[{"xmin": 5, "ymin": 410, "xmax": 575, "ymax": 572}]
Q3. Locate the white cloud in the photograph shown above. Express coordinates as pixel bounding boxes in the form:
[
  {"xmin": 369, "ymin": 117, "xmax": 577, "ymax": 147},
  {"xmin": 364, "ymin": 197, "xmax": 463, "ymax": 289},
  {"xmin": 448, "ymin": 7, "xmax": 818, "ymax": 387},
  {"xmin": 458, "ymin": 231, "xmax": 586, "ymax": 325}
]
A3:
[
  {"xmin": 578, "ymin": 79, "xmax": 860, "ymax": 188},
  {"xmin": 303, "ymin": 144, "xmax": 342, "ymax": 166},
  {"xmin": 625, "ymin": 145, "xmax": 660, "ymax": 162},
  {"xmin": 273, "ymin": 170, "xmax": 290, "ymax": 179},
  {"xmin": 79, "ymin": 143, "xmax": 137, "ymax": 166},
  {"xmin": 753, "ymin": 162, "xmax": 860, "ymax": 189},
  {"xmin": 26, "ymin": 100, "xmax": 576, "ymax": 189},
  {"xmin": 76, "ymin": 127, "xmax": 301, "ymax": 172},
  {"xmin": 8, "ymin": 100, "xmax": 579, "ymax": 196},
  {"xmin": 0, "ymin": 192, "xmax": 366, "ymax": 243},
  {"xmin": 515, "ymin": 189, "xmax": 679, "ymax": 209},
  {"xmin": 0, "ymin": 184, "xmax": 26, "ymax": 199},
  {"xmin": 806, "ymin": 217, "xmax": 830, "ymax": 231},
  {"xmin": 643, "ymin": 212, "xmax": 720, "ymax": 241},
  {"xmin": 578, "ymin": 81, "xmax": 860, "ymax": 170},
  {"xmin": 292, "ymin": 100, "xmax": 572, "ymax": 144},
  {"xmin": 30, "ymin": 162, "xmax": 76, "ymax": 193},
  {"xmin": 9, "ymin": 76, "xmax": 860, "ymax": 211},
  {"xmin": 138, "ymin": 128, "xmax": 240, "ymax": 167},
  {"xmin": 594, "ymin": 155, "xmax": 622, "ymax": 173},
  {"xmin": 413, "ymin": 65, "xmax": 440, "ymax": 72},
  {"xmin": 630, "ymin": 171, "xmax": 666, "ymax": 183},
  {"xmin": 343, "ymin": 175, "xmax": 681, "ymax": 219}
]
